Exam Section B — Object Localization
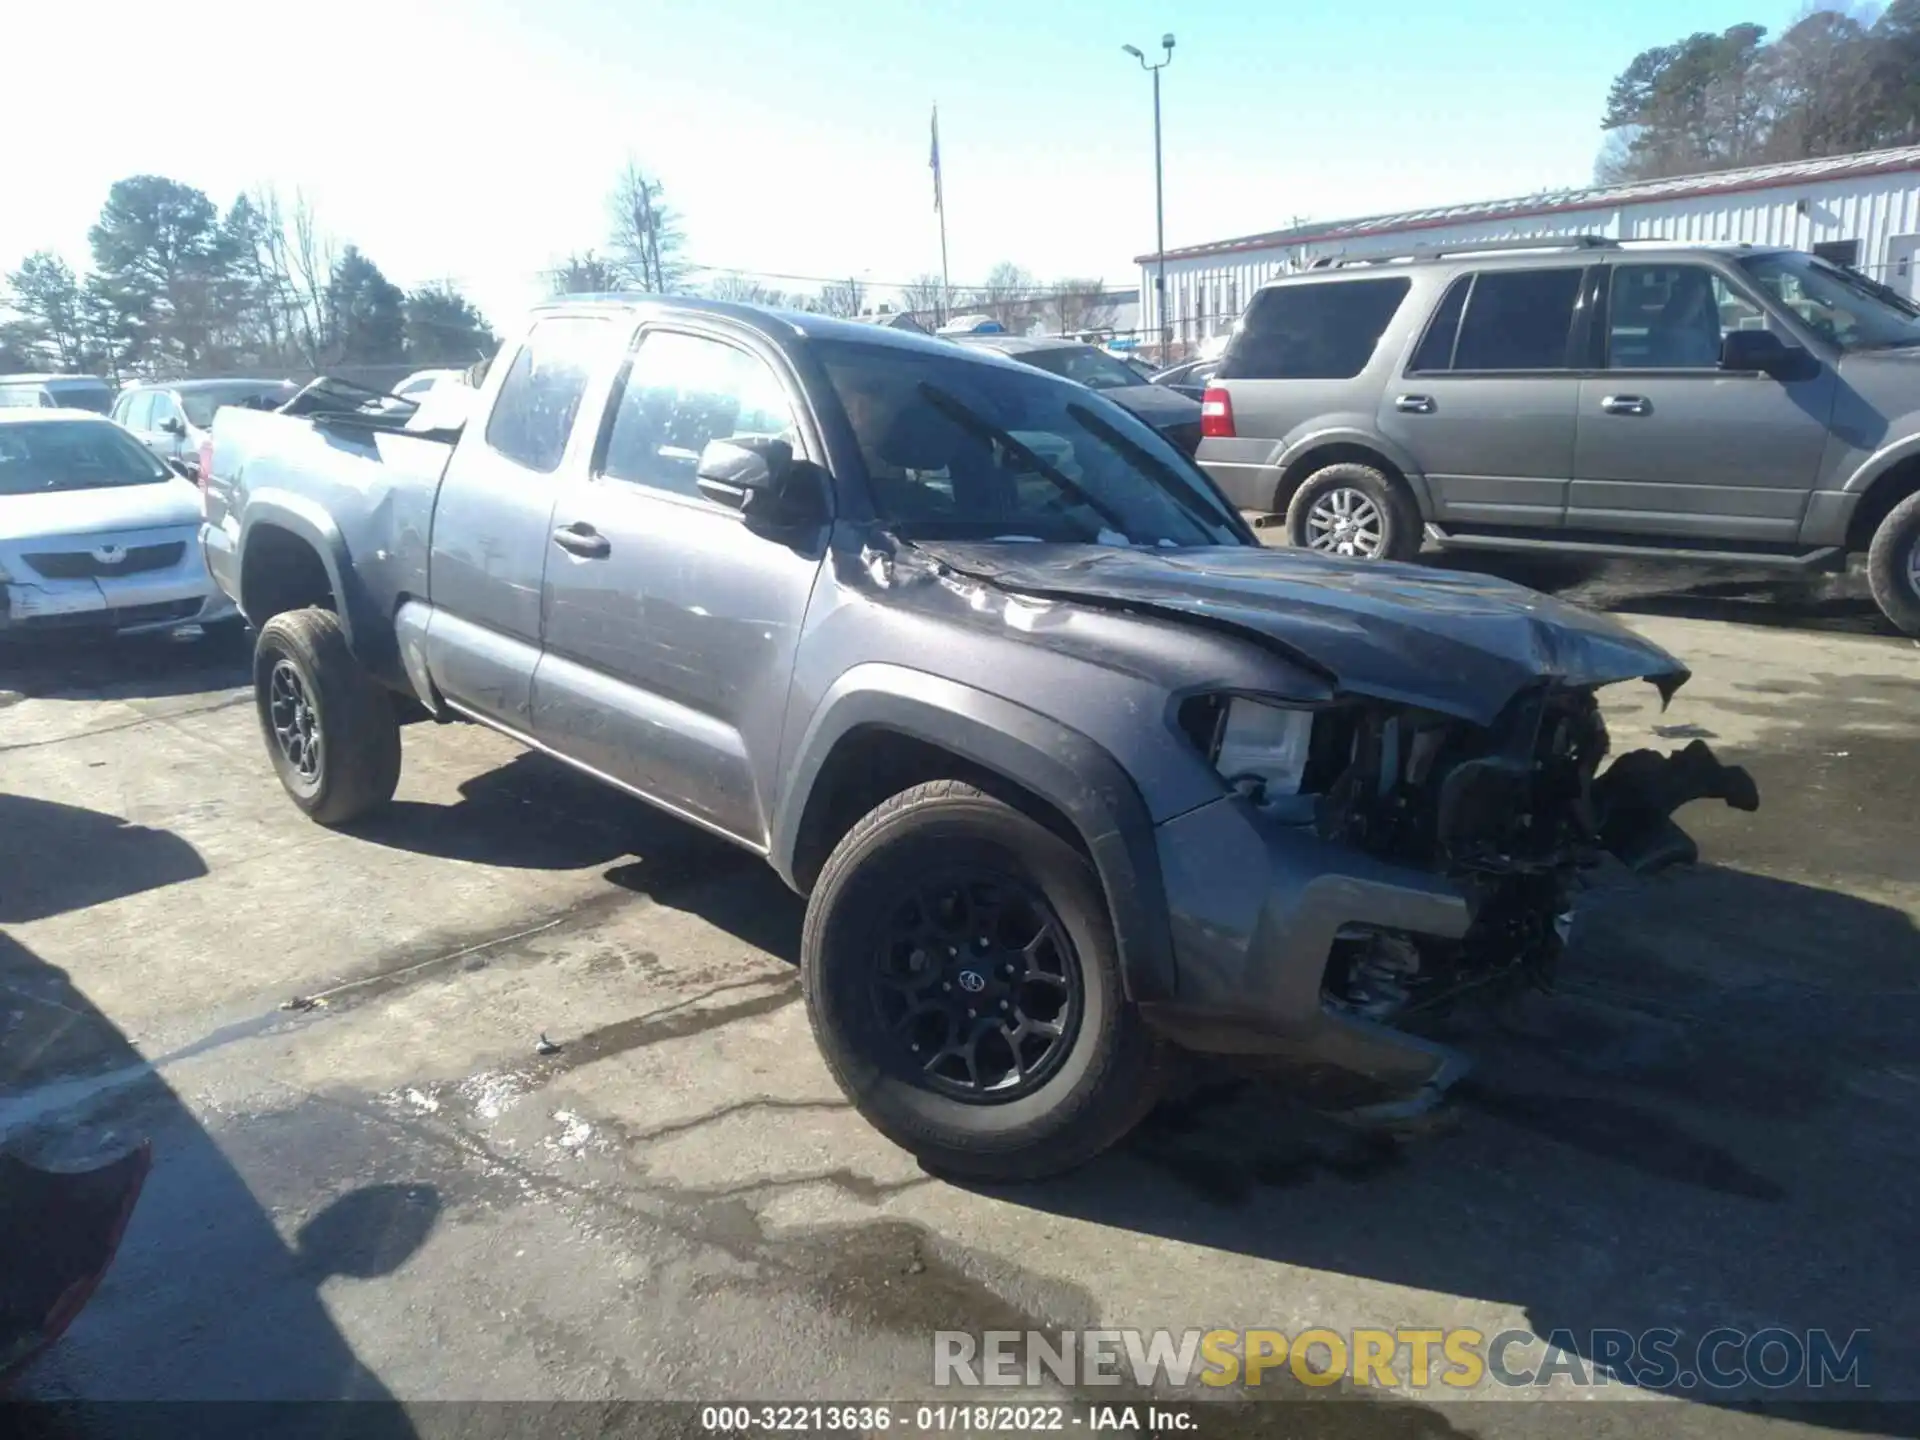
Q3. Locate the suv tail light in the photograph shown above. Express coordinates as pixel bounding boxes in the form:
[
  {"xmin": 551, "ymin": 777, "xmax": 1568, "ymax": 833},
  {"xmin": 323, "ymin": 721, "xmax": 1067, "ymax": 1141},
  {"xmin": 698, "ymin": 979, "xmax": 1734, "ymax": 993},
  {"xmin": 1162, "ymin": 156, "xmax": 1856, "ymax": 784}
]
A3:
[
  {"xmin": 1200, "ymin": 385, "xmax": 1235, "ymax": 439},
  {"xmin": 196, "ymin": 438, "xmax": 214, "ymax": 513}
]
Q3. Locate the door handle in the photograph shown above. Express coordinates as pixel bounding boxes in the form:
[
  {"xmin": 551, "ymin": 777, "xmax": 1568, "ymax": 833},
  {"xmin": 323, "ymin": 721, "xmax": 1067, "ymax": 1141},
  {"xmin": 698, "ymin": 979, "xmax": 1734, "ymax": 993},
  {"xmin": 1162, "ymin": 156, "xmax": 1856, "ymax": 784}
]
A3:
[
  {"xmin": 551, "ymin": 523, "xmax": 610, "ymax": 558},
  {"xmin": 1395, "ymin": 394, "xmax": 1435, "ymax": 414},
  {"xmin": 1601, "ymin": 394, "xmax": 1651, "ymax": 416}
]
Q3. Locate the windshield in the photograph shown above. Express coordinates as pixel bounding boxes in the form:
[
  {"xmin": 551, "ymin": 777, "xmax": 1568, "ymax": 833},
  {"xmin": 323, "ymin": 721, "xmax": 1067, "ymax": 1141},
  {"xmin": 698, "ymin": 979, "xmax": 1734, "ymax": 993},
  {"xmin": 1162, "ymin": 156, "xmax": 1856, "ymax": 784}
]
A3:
[
  {"xmin": 1737, "ymin": 251, "xmax": 1920, "ymax": 350},
  {"xmin": 181, "ymin": 382, "xmax": 292, "ymax": 428},
  {"xmin": 818, "ymin": 340, "xmax": 1245, "ymax": 548},
  {"xmin": 46, "ymin": 383, "xmax": 114, "ymax": 414},
  {"xmin": 1014, "ymin": 344, "xmax": 1145, "ymax": 391},
  {"xmin": 0, "ymin": 419, "xmax": 172, "ymax": 495}
]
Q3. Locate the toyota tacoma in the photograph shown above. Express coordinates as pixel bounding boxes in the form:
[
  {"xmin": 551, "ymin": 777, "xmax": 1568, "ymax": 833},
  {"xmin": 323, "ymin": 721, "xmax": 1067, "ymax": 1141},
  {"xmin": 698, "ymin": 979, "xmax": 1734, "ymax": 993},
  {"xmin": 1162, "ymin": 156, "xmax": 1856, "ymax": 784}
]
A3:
[{"xmin": 202, "ymin": 298, "xmax": 1758, "ymax": 1179}]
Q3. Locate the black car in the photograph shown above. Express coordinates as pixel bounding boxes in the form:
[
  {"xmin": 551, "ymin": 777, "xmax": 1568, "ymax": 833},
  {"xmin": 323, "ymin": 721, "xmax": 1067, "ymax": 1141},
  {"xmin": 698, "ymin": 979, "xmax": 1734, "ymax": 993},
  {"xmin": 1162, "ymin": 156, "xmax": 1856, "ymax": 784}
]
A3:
[
  {"xmin": 1150, "ymin": 355, "xmax": 1219, "ymax": 401},
  {"xmin": 951, "ymin": 334, "xmax": 1204, "ymax": 453}
]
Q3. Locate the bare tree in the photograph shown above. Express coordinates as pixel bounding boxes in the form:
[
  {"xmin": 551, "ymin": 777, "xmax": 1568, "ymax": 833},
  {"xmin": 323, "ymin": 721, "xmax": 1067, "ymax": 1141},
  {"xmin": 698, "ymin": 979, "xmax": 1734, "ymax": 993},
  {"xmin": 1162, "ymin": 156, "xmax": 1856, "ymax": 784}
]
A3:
[
  {"xmin": 608, "ymin": 160, "xmax": 688, "ymax": 293},
  {"xmin": 979, "ymin": 261, "xmax": 1038, "ymax": 332},
  {"xmin": 815, "ymin": 276, "xmax": 866, "ymax": 318},
  {"xmin": 704, "ymin": 273, "xmax": 775, "ymax": 303},
  {"xmin": 1045, "ymin": 278, "xmax": 1114, "ymax": 336},
  {"xmin": 900, "ymin": 272, "xmax": 949, "ymax": 323},
  {"xmin": 241, "ymin": 185, "xmax": 334, "ymax": 368}
]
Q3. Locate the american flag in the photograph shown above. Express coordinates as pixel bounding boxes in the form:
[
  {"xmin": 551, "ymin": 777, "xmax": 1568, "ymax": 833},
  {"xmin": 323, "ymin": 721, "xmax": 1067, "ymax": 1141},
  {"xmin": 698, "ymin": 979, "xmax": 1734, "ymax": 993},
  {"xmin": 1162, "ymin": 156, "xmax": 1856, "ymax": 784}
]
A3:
[{"xmin": 930, "ymin": 105, "xmax": 944, "ymax": 213}]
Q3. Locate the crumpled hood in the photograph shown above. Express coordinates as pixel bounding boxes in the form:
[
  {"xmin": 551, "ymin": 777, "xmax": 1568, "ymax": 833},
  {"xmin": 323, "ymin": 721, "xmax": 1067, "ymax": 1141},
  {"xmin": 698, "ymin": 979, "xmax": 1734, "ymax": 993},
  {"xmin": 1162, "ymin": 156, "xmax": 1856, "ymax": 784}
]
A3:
[
  {"xmin": 0, "ymin": 479, "xmax": 200, "ymax": 544},
  {"xmin": 911, "ymin": 541, "xmax": 1689, "ymax": 725}
]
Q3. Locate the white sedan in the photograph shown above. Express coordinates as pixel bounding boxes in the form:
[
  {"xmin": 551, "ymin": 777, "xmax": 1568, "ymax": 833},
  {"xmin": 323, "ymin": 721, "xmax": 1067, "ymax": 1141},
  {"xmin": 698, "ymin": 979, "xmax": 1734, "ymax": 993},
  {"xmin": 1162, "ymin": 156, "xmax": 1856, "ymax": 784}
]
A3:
[{"xmin": 0, "ymin": 410, "xmax": 237, "ymax": 638}]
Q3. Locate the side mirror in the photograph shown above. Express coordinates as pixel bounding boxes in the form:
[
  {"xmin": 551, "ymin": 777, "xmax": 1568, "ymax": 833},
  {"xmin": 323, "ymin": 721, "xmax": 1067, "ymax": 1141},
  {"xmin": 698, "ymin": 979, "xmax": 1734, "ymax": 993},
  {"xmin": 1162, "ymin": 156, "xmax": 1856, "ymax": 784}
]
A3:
[
  {"xmin": 1720, "ymin": 328, "xmax": 1799, "ymax": 378},
  {"xmin": 160, "ymin": 416, "xmax": 187, "ymax": 436},
  {"xmin": 695, "ymin": 436, "xmax": 793, "ymax": 512}
]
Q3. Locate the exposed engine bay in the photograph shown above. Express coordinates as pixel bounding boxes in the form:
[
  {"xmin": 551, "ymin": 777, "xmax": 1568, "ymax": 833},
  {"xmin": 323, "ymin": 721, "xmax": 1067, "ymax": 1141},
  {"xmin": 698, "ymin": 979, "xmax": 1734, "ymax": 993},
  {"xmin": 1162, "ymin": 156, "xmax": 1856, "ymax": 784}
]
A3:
[{"xmin": 1185, "ymin": 684, "xmax": 1761, "ymax": 1024}]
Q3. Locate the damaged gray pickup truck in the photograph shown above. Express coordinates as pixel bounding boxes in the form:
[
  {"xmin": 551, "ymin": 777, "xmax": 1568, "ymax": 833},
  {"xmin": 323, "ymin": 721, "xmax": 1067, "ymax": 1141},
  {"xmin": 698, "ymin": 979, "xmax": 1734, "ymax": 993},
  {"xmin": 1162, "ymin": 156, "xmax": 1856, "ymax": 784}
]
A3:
[{"xmin": 203, "ymin": 299, "xmax": 1759, "ymax": 1179}]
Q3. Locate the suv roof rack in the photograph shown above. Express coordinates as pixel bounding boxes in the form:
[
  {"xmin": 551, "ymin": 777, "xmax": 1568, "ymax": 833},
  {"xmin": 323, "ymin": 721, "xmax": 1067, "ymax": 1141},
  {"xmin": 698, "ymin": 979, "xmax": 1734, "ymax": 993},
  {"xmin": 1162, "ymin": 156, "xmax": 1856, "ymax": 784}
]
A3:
[{"xmin": 1306, "ymin": 235, "xmax": 1620, "ymax": 269}]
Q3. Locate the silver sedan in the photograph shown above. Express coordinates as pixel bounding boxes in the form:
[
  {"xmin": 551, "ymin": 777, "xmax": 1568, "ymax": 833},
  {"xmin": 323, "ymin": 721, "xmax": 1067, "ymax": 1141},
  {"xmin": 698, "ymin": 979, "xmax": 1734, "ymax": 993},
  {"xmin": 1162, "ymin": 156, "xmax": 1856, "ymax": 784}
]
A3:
[{"xmin": 0, "ymin": 410, "xmax": 237, "ymax": 638}]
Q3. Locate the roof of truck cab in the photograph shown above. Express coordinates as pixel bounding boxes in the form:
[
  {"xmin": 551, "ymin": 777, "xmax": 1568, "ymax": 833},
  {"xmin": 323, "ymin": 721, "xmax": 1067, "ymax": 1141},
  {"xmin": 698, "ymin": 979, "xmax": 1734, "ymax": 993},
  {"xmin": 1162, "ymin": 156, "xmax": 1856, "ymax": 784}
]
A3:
[{"xmin": 527, "ymin": 294, "xmax": 993, "ymax": 359}]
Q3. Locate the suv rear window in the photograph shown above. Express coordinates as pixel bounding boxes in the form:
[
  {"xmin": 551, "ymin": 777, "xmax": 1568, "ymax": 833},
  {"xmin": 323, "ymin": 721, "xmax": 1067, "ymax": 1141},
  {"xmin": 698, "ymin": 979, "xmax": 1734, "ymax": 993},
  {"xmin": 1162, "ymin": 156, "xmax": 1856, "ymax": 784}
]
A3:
[
  {"xmin": 1450, "ymin": 269, "xmax": 1584, "ymax": 371},
  {"xmin": 1217, "ymin": 278, "xmax": 1410, "ymax": 381}
]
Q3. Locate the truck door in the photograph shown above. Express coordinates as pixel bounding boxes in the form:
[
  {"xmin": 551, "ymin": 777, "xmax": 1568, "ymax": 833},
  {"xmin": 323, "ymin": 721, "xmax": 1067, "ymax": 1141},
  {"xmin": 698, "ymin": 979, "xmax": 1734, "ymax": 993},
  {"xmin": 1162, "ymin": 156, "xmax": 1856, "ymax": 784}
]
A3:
[
  {"xmin": 1571, "ymin": 262, "xmax": 1833, "ymax": 542},
  {"xmin": 533, "ymin": 321, "xmax": 828, "ymax": 848},
  {"xmin": 426, "ymin": 315, "xmax": 617, "ymax": 730}
]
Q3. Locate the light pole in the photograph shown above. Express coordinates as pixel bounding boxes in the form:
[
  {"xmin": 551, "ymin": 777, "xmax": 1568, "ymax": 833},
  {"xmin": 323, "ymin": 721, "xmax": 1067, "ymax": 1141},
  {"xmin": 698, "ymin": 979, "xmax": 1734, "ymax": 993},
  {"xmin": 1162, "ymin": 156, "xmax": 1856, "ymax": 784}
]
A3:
[{"xmin": 1122, "ymin": 33, "xmax": 1174, "ymax": 358}]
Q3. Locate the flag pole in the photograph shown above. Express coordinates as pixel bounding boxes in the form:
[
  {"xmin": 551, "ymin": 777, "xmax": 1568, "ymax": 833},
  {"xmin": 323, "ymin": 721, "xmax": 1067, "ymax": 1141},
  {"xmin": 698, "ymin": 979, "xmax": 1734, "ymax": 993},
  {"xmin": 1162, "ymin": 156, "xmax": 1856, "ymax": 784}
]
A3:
[{"xmin": 932, "ymin": 103, "xmax": 951, "ymax": 326}]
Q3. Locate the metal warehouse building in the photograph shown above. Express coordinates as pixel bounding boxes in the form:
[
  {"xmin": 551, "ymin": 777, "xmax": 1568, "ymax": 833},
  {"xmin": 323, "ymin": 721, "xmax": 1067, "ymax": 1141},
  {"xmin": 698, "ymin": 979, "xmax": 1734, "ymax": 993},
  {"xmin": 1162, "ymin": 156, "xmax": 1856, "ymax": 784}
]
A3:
[{"xmin": 1138, "ymin": 144, "xmax": 1920, "ymax": 351}]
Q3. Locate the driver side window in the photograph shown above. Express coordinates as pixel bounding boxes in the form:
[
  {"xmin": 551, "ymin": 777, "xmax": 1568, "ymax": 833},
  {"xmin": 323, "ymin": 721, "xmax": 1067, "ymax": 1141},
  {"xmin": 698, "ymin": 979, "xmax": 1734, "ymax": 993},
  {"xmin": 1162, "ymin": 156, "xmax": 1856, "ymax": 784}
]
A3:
[
  {"xmin": 600, "ymin": 330, "xmax": 800, "ymax": 502},
  {"xmin": 1608, "ymin": 264, "xmax": 1763, "ymax": 369}
]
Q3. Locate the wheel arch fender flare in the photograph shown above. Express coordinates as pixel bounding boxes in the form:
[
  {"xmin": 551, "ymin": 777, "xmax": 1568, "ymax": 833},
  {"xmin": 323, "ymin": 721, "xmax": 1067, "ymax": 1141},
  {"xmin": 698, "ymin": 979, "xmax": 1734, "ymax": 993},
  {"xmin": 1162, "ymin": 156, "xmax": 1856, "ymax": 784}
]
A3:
[
  {"xmin": 1271, "ymin": 424, "xmax": 1433, "ymax": 515},
  {"xmin": 771, "ymin": 664, "xmax": 1178, "ymax": 1004},
  {"xmin": 237, "ymin": 491, "xmax": 386, "ymax": 669}
]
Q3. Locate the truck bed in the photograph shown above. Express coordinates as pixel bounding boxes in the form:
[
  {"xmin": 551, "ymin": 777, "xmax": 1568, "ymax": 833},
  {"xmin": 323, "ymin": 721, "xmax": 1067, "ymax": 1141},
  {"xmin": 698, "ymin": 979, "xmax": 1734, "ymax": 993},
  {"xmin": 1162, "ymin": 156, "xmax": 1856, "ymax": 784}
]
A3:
[{"xmin": 202, "ymin": 404, "xmax": 459, "ymax": 651}]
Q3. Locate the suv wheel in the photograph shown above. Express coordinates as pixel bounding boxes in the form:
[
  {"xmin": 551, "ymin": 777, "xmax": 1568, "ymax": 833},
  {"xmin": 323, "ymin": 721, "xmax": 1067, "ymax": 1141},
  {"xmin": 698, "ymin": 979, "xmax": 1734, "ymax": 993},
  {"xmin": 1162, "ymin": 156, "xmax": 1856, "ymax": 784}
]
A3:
[
  {"xmin": 802, "ymin": 780, "xmax": 1165, "ymax": 1181},
  {"xmin": 253, "ymin": 607, "xmax": 402, "ymax": 825},
  {"xmin": 1286, "ymin": 462, "xmax": 1421, "ymax": 561},
  {"xmin": 1866, "ymin": 488, "xmax": 1920, "ymax": 637}
]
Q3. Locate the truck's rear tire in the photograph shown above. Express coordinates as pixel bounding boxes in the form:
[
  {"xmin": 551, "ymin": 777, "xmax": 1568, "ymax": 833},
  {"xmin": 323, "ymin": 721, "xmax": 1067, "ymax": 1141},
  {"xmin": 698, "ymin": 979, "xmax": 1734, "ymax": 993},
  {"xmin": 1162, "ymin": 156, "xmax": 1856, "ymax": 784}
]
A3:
[
  {"xmin": 1285, "ymin": 463, "xmax": 1422, "ymax": 562},
  {"xmin": 253, "ymin": 608, "xmax": 401, "ymax": 825},
  {"xmin": 1866, "ymin": 488, "xmax": 1920, "ymax": 637},
  {"xmin": 802, "ymin": 780, "xmax": 1165, "ymax": 1182}
]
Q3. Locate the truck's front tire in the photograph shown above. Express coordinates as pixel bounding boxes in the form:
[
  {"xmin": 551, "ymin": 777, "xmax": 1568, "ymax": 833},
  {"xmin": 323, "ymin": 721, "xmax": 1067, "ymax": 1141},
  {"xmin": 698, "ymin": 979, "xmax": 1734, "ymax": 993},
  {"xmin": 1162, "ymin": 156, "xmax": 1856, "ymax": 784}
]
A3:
[
  {"xmin": 802, "ymin": 780, "xmax": 1164, "ymax": 1181},
  {"xmin": 1866, "ymin": 488, "xmax": 1920, "ymax": 637},
  {"xmin": 253, "ymin": 608, "xmax": 401, "ymax": 825}
]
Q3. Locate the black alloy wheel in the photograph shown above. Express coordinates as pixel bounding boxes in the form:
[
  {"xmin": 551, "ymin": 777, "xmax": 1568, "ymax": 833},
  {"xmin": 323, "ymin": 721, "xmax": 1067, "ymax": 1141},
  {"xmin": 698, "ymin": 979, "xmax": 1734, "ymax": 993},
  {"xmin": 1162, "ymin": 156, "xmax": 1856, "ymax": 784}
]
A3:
[{"xmin": 871, "ymin": 868, "xmax": 1083, "ymax": 1102}]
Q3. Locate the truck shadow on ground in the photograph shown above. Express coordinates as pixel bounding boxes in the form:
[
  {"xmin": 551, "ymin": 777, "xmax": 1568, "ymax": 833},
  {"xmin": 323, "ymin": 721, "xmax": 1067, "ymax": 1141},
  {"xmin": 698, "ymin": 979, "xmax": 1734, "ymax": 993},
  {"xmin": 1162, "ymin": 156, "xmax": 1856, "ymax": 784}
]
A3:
[
  {"xmin": 0, "ymin": 800, "xmax": 430, "ymax": 1424},
  {"xmin": 346, "ymin": 750, "xmax": 668, "ymax": 872},
  {"xmin": 980, "ymin": 856, "xmax": 1918, "ymax": 1425}
]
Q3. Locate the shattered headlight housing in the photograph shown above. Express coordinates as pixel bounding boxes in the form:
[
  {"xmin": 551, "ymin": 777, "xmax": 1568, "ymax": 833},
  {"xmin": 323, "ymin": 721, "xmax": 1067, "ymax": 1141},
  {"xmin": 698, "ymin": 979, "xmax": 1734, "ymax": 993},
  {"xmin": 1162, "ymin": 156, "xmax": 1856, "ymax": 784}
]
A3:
[
  {"xmin": 1182, "ymin": 695, "xmax": 1319, "ymax": 818},
  {"xmin": 1215, "ymin": 698, "xmax": 1313, "ymax": 796}
]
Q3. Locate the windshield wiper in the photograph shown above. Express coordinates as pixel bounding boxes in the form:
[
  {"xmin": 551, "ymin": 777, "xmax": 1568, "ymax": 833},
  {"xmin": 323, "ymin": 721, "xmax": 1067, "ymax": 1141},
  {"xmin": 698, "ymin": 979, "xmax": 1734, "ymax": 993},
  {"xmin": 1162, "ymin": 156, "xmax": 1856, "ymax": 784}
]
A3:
[
  {"xmin": 1064, "ymin": 400, "xmax": 1236, "ymax": 537},
  {"xmin": 915, "ymin": 383, "xmax": 1133, "ymax": 537}
]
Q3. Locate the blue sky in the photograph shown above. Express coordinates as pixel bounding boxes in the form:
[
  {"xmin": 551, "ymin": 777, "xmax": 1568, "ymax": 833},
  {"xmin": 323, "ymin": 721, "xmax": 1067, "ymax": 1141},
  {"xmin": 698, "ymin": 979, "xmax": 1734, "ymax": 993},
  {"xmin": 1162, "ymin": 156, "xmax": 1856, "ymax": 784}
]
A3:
[{"xmin": 9, "ymin": 0, "xmax": 1807, "ymax": 329}]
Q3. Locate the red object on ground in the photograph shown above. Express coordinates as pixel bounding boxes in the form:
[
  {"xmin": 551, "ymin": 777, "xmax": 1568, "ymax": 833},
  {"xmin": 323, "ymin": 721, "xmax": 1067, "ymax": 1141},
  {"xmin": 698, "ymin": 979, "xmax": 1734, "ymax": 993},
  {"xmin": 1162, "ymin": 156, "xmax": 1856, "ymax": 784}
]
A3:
[{"xmin": 0, "ymin": 1142, "xmax": 151, "ymax": 1390}]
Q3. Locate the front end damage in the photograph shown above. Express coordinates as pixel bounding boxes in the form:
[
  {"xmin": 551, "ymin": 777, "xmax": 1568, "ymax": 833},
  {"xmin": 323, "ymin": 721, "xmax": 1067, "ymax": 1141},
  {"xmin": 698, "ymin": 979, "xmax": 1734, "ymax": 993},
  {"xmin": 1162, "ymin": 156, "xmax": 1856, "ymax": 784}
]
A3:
[
  {"xmin": 1304, "ymin": 685, "xmax": 1757, "ymax": 1022},
  {"xmin": 1150, "ymin": 682, "xmax": 1758, "ymax": 1111}
]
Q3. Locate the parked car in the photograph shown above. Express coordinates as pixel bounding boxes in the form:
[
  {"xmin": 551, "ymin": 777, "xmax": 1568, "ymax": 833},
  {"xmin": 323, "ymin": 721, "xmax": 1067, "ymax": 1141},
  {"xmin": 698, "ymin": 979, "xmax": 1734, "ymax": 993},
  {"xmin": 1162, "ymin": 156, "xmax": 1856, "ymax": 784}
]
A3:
[
  {"xmin": 951, "ymin": 334, "xmax": 1205, "ymax": 453},
  {"xmin": 0, "ymin": 374, "xmax": 116, "ymax": 414},
  {"xmin": 1151, "ymin": 355, "xmax": 1218, "ymax": 401},
  {"xmin": 0, "ymin": 410, "xmax": 237, "ymax": 637},
  {"xmin": 204, "ymin": 298, "xmax": 1755, "ymax": 1179},
  {"xmin": 112, "ymin": 379, "xmax": 296, "ymax": 476},
  {"xmin": 1195, "ymin": 235, "xmax": 1920, "ymax": 635}
]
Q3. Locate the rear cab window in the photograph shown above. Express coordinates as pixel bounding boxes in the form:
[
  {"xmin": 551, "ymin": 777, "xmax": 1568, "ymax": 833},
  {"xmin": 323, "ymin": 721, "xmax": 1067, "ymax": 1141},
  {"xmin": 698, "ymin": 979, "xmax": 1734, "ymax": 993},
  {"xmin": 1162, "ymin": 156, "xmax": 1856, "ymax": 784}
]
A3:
[
  {"xmin": 1216, "ymin": 277, "xmax": 1411, "ymax": 381},
  {"xmin": 484, "ymin": 316, "xmax": 615, "ymax": 473}
]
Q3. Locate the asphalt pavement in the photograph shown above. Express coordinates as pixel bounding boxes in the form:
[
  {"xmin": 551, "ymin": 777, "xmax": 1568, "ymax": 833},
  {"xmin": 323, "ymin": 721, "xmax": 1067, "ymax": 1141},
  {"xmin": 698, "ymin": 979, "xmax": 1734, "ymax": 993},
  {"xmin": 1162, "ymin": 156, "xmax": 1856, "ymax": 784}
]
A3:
[{"xmin": 1, "ymin": 555, "xmax": 1916, "ymax": 1438}]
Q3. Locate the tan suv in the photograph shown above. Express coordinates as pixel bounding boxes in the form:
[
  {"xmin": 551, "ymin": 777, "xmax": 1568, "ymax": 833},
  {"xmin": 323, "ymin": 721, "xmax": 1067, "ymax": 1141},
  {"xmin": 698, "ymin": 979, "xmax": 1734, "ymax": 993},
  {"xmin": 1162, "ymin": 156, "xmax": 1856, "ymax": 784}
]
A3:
[{"xmin": 1196, "ymin": 236, "xmax": 1920, "ymax": 635}]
